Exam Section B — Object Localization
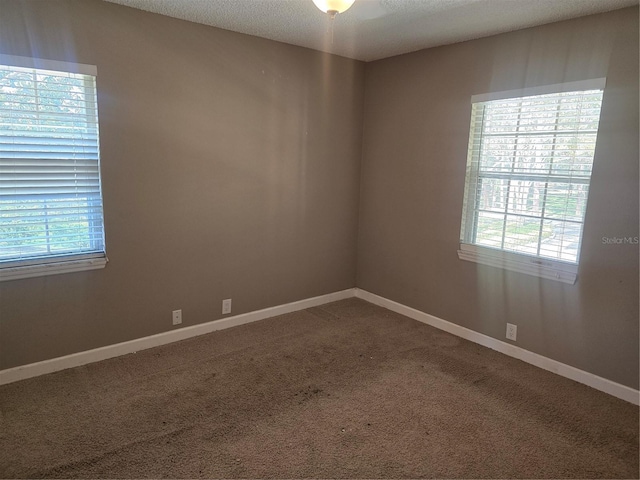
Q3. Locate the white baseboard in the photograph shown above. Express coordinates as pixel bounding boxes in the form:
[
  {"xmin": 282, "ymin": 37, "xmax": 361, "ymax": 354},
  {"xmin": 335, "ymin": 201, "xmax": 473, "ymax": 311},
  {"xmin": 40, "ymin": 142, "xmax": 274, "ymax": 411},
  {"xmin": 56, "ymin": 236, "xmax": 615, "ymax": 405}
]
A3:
[
  {"xmin": 0, "ymin": 288, "xmax": 356, "ymax": 386},
  {"xmin": 3, "ymin": 286, "xmax": 637, "ymax": 406},
  {"xmin": 355, "ymin": 288, "xmax": 639, "ymax": 405}
]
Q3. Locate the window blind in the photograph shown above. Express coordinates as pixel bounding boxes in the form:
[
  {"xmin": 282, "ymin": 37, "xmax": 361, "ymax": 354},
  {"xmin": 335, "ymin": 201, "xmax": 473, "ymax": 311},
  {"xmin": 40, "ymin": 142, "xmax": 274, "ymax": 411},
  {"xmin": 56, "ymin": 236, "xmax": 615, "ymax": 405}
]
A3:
[
  {"xmin": 460, "ymin": 86, "xmax": 604, "ymax": 265},
  {"xmin": 0, "ymin": 63, "xmax": 105, "ymax": 266}
]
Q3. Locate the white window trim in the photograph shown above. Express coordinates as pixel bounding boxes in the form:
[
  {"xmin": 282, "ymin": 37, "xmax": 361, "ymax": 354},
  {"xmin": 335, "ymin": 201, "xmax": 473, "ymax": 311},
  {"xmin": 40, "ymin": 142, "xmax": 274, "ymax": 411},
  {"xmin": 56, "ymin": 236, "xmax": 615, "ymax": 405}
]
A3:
[
  {"xmin": 0, "ymin": 56, "xmax": 106, "ymax": 281},
  {"xmin": 0, "ymin": 54, "xmax": 97, "ymax": 76},
  {"xmin": 458, "ymin": 79, "xmax": 606, "ymax": 285},
  {"xmin": 457, "ymin": 244, "xmax": 577, "ymax": 284},
  {"xmin": 470, "ymin": 78, "xmax": 606, "ymax": 103},
  {"xmin": 0, "ymin": 255, "xmax": 108, "ymax": 282}
]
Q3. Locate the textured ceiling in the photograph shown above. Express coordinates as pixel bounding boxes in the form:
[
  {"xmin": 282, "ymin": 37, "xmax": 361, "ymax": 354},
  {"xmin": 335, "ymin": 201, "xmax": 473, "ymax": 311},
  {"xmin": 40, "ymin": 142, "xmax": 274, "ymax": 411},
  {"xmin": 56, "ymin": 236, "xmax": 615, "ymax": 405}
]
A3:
[{"xmin": 102, "ymin": 0, "xmax": 638, "ymax": 61}]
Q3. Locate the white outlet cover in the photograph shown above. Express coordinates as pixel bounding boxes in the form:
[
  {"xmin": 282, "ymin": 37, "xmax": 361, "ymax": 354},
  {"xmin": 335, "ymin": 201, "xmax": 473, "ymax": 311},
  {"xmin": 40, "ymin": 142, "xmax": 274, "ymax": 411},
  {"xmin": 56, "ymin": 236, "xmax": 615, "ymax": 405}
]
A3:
[
  {"xmin": 172, "ymin": 309, "xmax": 182, "ymax": 325},
  {"xmin": 506, "ymin": 323, "xmax": 517, "ymax": 341},
  {"xmin": 222, "ymin": 299, "xmax": 232, "ymax": 314}
]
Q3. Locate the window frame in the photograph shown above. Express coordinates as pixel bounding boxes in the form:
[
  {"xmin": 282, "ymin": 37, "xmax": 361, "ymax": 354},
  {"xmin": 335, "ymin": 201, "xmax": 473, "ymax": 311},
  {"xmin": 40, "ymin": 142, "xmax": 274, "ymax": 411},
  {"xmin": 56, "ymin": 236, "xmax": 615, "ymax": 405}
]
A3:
[
  {"xmin": 457, "ymin": 79, "xmax": 606, "ymax": 284},
  {"xmin": 0, "ymin": 54, "xmax": 107, "ymax": 282}
]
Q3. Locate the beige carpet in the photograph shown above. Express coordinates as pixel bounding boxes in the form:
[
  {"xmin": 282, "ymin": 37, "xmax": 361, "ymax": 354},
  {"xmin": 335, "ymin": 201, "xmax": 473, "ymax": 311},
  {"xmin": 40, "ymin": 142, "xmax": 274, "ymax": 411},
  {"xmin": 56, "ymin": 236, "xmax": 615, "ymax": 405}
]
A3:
[{"xmin": 0, "ymin": 298, "xmax": 637, "ymax": 478}]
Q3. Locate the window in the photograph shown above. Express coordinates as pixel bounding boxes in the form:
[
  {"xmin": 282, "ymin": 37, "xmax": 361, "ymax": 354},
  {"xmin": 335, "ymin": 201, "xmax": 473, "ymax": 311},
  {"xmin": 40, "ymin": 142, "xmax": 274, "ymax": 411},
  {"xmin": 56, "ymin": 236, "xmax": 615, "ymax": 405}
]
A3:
[
  {"xmin": 0, "ymin": 55, "xmax": 106, "ymax": 281},
  {"xmin": 458, "ymin": 79, "xmax": 605, "ymax": 284}
]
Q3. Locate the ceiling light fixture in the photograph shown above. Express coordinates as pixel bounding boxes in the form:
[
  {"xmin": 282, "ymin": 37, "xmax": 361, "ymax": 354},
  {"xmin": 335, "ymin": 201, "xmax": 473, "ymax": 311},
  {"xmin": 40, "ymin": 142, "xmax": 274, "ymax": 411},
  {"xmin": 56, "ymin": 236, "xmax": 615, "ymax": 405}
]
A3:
[{"xmin": 312, "ymin": 0, "xmax": 355, "ymax": 19}]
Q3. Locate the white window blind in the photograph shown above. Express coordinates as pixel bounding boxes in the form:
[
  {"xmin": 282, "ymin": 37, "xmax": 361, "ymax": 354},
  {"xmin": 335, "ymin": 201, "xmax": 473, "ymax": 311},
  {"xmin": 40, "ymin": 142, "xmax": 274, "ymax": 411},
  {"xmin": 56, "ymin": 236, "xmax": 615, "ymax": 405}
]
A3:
[
  {"xmin": 459, "ymin": 81, "xmax": 604, "ymax": 283},
  {"xmin": 0, "ymin": 60, "xmax": 106, "ymax": 278}
]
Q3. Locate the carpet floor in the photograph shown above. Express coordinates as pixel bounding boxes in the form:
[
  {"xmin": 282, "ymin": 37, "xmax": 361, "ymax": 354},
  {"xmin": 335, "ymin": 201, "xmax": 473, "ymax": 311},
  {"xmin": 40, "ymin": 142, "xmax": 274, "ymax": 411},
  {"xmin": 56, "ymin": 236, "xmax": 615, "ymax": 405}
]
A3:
[{"xmin": 0, "ymin": 298, "xmax": 638, "ymax": 478}]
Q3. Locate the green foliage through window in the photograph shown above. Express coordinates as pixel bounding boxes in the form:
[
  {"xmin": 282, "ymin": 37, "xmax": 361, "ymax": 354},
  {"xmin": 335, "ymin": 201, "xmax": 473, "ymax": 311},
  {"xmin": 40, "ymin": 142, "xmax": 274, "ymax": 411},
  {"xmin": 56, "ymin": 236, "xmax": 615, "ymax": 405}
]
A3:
[
  {"xmin": 461, "ymin": 87, "xmax": 603, "ymax": 264},
  {"xmin": 0, "ymin": 62, "xmax": 105, "ymax": 265}
]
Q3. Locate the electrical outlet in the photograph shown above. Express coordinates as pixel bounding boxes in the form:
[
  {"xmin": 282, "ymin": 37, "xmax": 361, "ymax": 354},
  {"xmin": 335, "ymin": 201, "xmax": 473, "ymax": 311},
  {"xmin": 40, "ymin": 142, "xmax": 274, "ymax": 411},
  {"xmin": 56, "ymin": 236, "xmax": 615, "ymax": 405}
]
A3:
[
  {"xmin": 172, "ymin": 309, "xmax": 182, "ymax": 326},
  {"xmin": 222, "ymin": 298, "xmax": 232, "ymax": 315},
  {"xmin": 506, "ymin": 323, "xmax": 517, "ymax": 341}
]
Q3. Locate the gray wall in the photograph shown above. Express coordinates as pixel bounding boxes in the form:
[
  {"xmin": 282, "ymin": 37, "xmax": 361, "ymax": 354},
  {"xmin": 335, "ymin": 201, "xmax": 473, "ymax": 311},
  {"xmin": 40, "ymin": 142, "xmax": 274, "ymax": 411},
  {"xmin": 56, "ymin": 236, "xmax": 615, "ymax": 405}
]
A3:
[
  {"xmin": 358, "ymin": 8, "xmax": 639, "ymax": 389},
  {"xmin": 0, "ymin": 0, "xmax": 364, "ymax": 369},
  {"xmin": 0, "ymin": 1, "xmax": 638, "ymax": 391}
]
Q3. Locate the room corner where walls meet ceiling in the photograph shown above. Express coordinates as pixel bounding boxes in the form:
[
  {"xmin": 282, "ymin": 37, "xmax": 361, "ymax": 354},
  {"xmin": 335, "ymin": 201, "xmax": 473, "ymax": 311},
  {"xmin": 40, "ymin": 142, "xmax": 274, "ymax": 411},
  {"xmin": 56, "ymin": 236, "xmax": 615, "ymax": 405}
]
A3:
[{"xmin": 102, "ymin": 0, "xmax": 639, "ymax": 61}]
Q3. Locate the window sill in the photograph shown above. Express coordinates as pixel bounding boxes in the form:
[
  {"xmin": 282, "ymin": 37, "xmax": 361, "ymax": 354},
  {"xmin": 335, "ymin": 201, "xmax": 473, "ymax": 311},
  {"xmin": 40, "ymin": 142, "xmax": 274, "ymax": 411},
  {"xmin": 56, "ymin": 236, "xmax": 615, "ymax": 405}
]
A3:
[
  {"xmin": 0, "ymin": 255, "xmax": 108, "ymax": 282},
  {"xmin": 457, "ymin": 244, "xmax": 577, "ymax": 284}
]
